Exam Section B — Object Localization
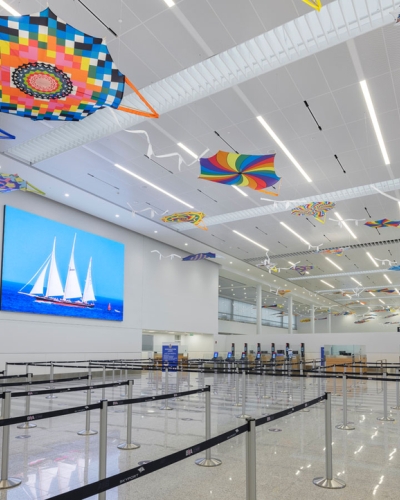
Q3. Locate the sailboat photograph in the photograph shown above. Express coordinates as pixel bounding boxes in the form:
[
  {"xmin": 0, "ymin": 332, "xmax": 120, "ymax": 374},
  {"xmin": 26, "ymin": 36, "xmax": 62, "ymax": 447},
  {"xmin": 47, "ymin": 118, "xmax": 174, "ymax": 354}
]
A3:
[
  {"xmin": 0, "ymin": 206, "xmax": 125, "ymax": 321},
  {"xmin": 19, "ymin": 235, "xmax": 96, "ymax": 308}
]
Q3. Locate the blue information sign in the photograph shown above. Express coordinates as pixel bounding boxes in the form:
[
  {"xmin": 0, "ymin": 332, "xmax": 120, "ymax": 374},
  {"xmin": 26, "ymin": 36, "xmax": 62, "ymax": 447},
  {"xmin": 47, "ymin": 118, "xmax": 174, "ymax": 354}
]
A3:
[
  {"xmin": 162, "ymin": 344, "xmax": 179, "ymax": 371},
  {"xmin": 320, "ymin": 346, "xmax": 325, "ymax": 367}
]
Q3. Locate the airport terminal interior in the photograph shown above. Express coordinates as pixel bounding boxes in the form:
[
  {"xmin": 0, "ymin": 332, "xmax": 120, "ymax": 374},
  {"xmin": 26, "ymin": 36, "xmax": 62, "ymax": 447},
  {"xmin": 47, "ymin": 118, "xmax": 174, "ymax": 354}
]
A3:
[{"xmin": 2, "ymin": 0, "xmax": 400, "ymax": 499}]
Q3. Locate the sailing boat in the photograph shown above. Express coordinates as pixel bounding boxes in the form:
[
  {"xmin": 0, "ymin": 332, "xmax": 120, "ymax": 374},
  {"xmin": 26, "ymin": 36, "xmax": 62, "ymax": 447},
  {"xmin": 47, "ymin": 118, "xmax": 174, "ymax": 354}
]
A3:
[{"xmin": 19, "ymin": 235, "xmax": 95, "ymax": 308}]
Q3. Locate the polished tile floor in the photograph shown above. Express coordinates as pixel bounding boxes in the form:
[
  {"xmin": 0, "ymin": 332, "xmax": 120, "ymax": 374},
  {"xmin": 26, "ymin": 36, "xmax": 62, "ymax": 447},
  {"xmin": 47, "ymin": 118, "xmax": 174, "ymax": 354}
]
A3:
[{"xmin": 0, "ymin": 369, "xmax": 399, "ymax": 499}]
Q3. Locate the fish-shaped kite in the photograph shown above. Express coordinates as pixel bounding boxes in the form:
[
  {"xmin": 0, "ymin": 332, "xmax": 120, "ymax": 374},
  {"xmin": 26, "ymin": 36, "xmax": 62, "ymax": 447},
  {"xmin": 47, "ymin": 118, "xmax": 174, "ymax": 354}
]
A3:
[
  {"xmin": 365, "ymin": 219, "xmax": 400, "ymax": 228},
  {"xmin": 182, "ymin": 252, "xmax": 217, "ymax": 261}
]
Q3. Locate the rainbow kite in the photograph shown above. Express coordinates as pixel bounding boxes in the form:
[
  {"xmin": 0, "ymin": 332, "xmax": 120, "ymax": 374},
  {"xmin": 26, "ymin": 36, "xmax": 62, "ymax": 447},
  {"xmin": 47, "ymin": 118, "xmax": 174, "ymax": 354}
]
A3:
[
  {"xmin": 0, "ymin": 173, "xmax": 44, "ymax": 195},
  {"xmin": 0, "ymin": 8, "xmax": 158, "ymax": 121},
  {"xmin": 321, "ymin": 247, "xmax": 348, "ymax": 256},
  {"xmin": 291, "ymin": 202, "xmax": 335, "ymax": 223},
  {"xmin": 162, "ymin": 212, "xmax": 207, "ymax": 230},
  {"xmin": 365, "ymin": 219, "xmax": 400, "ymax": 228},
  {"xmin": 290, "ymin": 265, "xmax": 313, "ymax": 276},
  {"xmin": 199, "ymin": 151, "xmax": 280, "ymax": 196}
]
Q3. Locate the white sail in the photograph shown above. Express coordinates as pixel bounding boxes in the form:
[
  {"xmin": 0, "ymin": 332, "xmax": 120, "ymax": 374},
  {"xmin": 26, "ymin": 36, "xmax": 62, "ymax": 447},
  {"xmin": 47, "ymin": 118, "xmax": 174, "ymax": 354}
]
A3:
[
  {"xmin": 82, "ymin": 258, "xmax": 96, "ymax": 302},
  {"xmin": 63, "ymin": 234, "xmax": 82, "ymax": 300},
  {"xmin": 30, "ymin": 260, "xmax": 50, "ymax": 296},
  {"xmin": 46, "ymin": 238, "xmax": 64, "ymax": 297}
]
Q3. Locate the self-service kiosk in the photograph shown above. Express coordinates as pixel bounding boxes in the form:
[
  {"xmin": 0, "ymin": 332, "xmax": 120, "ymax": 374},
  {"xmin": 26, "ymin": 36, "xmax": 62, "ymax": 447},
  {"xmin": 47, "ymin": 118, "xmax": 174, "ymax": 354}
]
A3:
[{"xmin": 256, "ymin": 343, "xmax": 262, "ymax": 364}]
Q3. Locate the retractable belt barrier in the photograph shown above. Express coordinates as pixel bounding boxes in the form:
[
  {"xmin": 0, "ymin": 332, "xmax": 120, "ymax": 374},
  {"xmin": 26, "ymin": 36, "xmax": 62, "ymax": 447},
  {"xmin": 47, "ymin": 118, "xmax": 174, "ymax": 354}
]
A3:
[
  {"xmin": 48, "ymin": 392, "xmax": 326, "ymax": 500},
  {"xmin": 0, "ymin": 375, "xmax": 89, "ymax": 389}
]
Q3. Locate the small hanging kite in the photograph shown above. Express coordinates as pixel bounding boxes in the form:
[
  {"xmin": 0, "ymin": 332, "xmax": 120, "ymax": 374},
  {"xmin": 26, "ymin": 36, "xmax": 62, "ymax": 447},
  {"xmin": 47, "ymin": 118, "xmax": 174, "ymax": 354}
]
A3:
[
  {"xmin": 291, "ymin": 202, "xmax": 335, "ymax": 223},
  {"xmin": 0, "ymin": 8, "xmax": 158, "ymax": 121},
  {"xmin": 0, "ymin": 173, "xmax": 44, "ymax": 195},
  {"xmin": 290, "ymin": 265, "xmax": 313, "ymax": 276},
  {"xmin": 365, "ymin": 219, "xmax": 400, "ymax": 228},
  {"xmin": 389, "ymin": 265, "xmax": 400, "ymax": 271},
  {"xmin": 199, "ymin": 151, "xmax": 281, "ymax": 196},
  {"xmin": 302, "ymin": 0, "xmax": 322, "ymax": 11},
  {"xmin": 161, "ymin": 212, "xmax": 207, "ymax": 230},
  {"xmin": 320, "ymin": 247, "xmax": 349, "ymax": 256},
  {"xmin": 182, "ymin": 253, "xmax": 218, "ymax": 261}
]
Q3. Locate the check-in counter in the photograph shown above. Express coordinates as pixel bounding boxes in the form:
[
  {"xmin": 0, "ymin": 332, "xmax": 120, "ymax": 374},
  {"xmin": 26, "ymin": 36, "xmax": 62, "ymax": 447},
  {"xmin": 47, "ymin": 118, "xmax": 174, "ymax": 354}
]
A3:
[{"xmin": 325, "ymin": 355, "xmax": 367, "ymax": 373}]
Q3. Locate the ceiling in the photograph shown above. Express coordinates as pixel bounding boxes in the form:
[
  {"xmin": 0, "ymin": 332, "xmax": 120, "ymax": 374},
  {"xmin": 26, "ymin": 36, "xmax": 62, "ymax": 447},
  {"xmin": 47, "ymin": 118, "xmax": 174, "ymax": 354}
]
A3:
[{"xmin": 2, "ymin": 0, "xmax": 400, "ymax": 316}]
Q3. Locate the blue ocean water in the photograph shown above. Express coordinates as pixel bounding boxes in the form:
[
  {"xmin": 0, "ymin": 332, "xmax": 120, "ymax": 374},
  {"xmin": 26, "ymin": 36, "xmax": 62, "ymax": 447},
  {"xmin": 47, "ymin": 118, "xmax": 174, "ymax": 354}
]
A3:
[{"xmin": 0, "ymin": 281, "xmax": 123, "ymax": 322}]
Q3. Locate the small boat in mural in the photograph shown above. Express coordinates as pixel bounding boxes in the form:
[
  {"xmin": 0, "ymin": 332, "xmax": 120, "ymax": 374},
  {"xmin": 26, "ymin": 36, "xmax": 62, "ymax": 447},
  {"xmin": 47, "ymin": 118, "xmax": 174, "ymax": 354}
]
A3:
[{"xmin": 19, "ymin": 235, "xmax": 95, "ymax": 308}]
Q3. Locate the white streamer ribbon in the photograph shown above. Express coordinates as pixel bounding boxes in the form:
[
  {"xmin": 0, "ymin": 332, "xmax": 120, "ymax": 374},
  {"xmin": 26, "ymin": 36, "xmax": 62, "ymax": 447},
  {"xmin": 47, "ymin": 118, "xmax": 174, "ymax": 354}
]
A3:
[{"xmin": 151, "ymin": 250, "xmax": 182, "ymax": 260}]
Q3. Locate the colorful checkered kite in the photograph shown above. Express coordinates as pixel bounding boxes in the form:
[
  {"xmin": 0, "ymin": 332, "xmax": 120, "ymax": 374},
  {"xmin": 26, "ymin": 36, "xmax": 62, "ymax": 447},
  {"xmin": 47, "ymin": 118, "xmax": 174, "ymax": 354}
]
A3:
[{"xmin": 0, "ymin": 8, "xmax": 158, "ymax": 121}]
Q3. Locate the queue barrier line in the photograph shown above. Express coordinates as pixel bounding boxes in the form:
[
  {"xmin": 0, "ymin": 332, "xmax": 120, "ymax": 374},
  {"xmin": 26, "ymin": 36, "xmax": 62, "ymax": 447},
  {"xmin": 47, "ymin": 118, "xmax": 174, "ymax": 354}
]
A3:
[
  {"xmin": 0, "ymin": 375, "xmax": 89, "ymax": 389},
  {"xmin": 48, "ymin": 392, "xmax": 326, "ymax": 500},
  {"xmin": 106, "ymin": 387, "xmax": 208, "ymax": 408}
]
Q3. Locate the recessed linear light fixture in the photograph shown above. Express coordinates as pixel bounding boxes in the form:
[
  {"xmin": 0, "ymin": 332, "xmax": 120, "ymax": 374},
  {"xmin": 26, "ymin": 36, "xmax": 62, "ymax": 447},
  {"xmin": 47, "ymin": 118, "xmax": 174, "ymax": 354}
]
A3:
[
  {"xmin": 164, "ymin": 0, "xmax": 175, "ymax": 7},
  {"xmin": 232, "ymin": 185, "xmax": 248, "ymax": 197},
  {"xmin": 360, "ymin": 80, "xmax": 390, "ymax": 166},
  {"xmin": 351, "ymin": 277, "xmax": 362, "ymax": 286},
  {"xmin": 280, "ymin": 222, "xmax": 310, "ymax": 246},
  {"xmin": 177, "ymin": 142, "xmax": 198, "ymax": 159},
  {"xmin": 256, "ymin": 116, "xmax": 312, "ymax": 183},
  {"xmin": 369, "ymin": 291, "xmax": 376, "ymax": 297},
  {"xmin": 115, "ymin": 164, "xmax": 194, "ymax": 208},
  {"xmin": 366, "ymin": 251, "xmax": 379, "ymax": 268},
  {"xmin": 379, "ymin": 299, "xmax": 385, "ymax": 305},
  {"xmin": 325, "ymin": 257, "xmax": 343, "ymax": 271},
  {"xmin": 335, "ymin": 212, "xmax": 357, "ymax": 239},
  {"xmin": 320, "ymin": 280, "xmax": 335, "ymax": 288},
  {"xmin": 232, "ymin": 230, "xmax": 269, "ymax": 251},
  {"xmin": 0, "ymin": 1, "xmax": 20, "ymax": 16},
  {"xmin": 384, "ymin": 274, "xmax": 392, "ymax": 284}
]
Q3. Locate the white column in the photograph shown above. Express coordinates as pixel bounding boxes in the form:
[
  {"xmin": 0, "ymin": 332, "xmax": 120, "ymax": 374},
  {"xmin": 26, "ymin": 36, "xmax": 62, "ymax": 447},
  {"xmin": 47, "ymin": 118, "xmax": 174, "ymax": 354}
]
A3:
[
  {"xmin": 311, "ymin": 305, "xmax": 315, "ymax": 334},
  {"xmin": 256, "ymin": 284, "xmax": 262, "ymax": 336},
  {"xmin": 328, "ymin": 308, "xmax": 332, "ymax": 334},
  {"xmin": 288, "ymin": 296, "xmax": 293, "ymax": 334}
]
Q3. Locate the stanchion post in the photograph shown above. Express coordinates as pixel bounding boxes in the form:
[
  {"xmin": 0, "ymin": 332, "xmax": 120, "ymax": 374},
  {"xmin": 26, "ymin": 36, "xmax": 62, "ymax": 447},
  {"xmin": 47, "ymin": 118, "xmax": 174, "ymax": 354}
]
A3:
[
  {"xmin": 378, "ymin": 373, "xmax": 395, "ymax": 421},
  {"xmin": 333, "ymin": 365, "xmax": 337, "ymax": 396},
  {"xmin": 313, "ymin": 393, "xmax": 346, "ymax": 489},
  {"xmin": 46, "ymin": 362, "xmax": 57, "ymax": 399},
  {"xmin": 233, "ymin": 366, "xmax": 241, "ymax": 406},
  {"xmin": 78, "ymin": 372, "xmax": 97, "ymax": 436},
  {"xmin": 17, "ymin": 373, "xmax": 37, "ymax": 429},
  {"xmin": 300, "ymin": 370, "xmax": 310, "ymax": 412},
  {"xmin": 246, "ymin": 418, "xmax": 256, "ymax": 500},
  {"xmin": 195, "ymin": 387, "xmax": 221, "ymax": 467},
  {"xmin": 317, "ymin": 367, "xmax": 321, "ymax": 397},
  {"xmin": 391, "ymin": 369, "xmax": 400, "ymax": 410},
  {"xmin": 0, "ymin": 392, "xmax": 22, "ymax": 489},
  {"xmin": 102, "ymin": 366, "xmax": 106, "ymax": 400},
  {"xmin": 118, "ymin": 380, "xmax": 140, "ymax": 450},
  {"xmin": 336, "ymin": 374, "xmax": 355, "ymax": 431},
  {"xmin": 237, "ymin": 370, "xmax": 251, "ymax": 419},
  {"xmin": 98, "ymin": 400, "xmax": 108, "ymax": 500},
  {"xmin": 262, "ymin": 365, "xmax": 270, "ymax": 399},
  {"xmin": 160, "ymin": 367, "xmax": 173, "ymax": 410}
]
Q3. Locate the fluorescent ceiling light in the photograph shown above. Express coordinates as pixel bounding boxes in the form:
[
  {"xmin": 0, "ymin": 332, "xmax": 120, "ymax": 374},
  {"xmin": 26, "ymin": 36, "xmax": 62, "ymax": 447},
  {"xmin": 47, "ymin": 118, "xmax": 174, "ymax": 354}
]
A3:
[
  {"xmin": 360, "ymin": 80, "xmax": 390, "ymax": 165},
  {"xmin": 280, "ymin": 222, "xmax": 310, "ymax": 246},
  {"xmin": 115, "ymin": 164, "xmax": 194, "ymax": 208},
  {"xmin": 379, "ymin": 299, "xmax": 385, "ymax": 304},
  {"xmin": 325, "ymin": 257, "xmax": 343, "ymax": 271},
  {"xmin": 366, "ymin": 251, "xmax": 379, "ymax": 268},
  {"xmin": 369, "ymin": 291, "xmax": 376, "ymax": 297},
  {"xmin": 164, "ymin": 0, "xmax": 175, "ymax": 7},
  {"xmin": 351, "ymin": 277, "xmax": 362, "ymax": 286},
  {"xmin": 335, "ymin": 212, "xmax": 357, "ymax": 239},
  {"xmin": 232, "ymin": 185, "xmax": 248, "ymax": 197},
  {"xmin": 383, "ymin": 274, "xmax": 392, "ymax": 284},
  {"xmin": 288, "ymin": 261, "xmax": 296, "ymax": 266},
  {"xmin": 395, "ymin": 288, "xmax": 400, "ymax": 294},
  {"xmin": 232, "ymin": 230, "xmax": 269, "ymax": 251},
  {"xmin": 256, "ymin": 116, "xmax": 312, "ymax": 183},
  {"xmin": 320, "ymin": 280, "xmax": 334, "ymax": 288},
  {"xmin": 177, "ymin": 142, "xmax": 198, "ymax": 159},
  {"xmin": 0, "ymin": 1, "xmax": 20, "ymax": 16}
]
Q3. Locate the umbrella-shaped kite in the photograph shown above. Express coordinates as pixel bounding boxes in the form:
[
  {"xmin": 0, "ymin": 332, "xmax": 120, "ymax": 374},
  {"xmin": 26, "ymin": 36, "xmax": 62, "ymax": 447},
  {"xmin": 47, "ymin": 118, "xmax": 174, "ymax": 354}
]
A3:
[
  {"xmin": 365, "ymin": 219, "xmax": 400, "ymax": 228},
  {"xmin": 199, "ymin": 151, "xmax": 281, "ymax": 196},
  {"xmin": 0, "ymin": 8, "xmax": 158, "ymax": 121},
  {"xmin": 291, "ymin": 201, "xmax": 335, "ymax": 223},
  {"xmin": 0, "ymin": 173, "xmax": 44, "ymax": 195},
  {"xmin": 161, "ymin": 212, "xmax": 207, "ymax": 230}
]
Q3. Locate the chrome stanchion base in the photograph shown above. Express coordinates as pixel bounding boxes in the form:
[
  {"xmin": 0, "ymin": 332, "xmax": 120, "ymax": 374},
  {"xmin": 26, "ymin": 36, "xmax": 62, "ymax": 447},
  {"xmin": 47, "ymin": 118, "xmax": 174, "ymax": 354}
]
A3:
[
  {"xmin": 160, "ymin": 405, "xmax": 173, "ymax": 410},
  {"xmin": 17, "ymin": 422, "xmax": 37, "ymax": 429},
  {"xmin": 301, "ymin": 408, "xmax": 310, "ymax": 413},
  {"xmin": 313, "ymin": 477, "xmax": 346, "ymax": 489},
  {"xmin": 335, "ymin": 423, "xmax": 355, "ymax": 430},
  {"xmin": 195, "ymin": 458, "xmax": 222, "ymax": 467},
  {"xmin": 77, "ymin": 429, "xmax": 98, "ymax": 436},
  {"xmin": 0, "ymin": 478, "xmax": 22, "ymax": 490},
  {"xmin": 236, "ymin": 413, "xmax": 251, "ymax": 419},
  {"xmin": 118, "ymin": 442, "xmax": 141, "ymax": 450},
  {"xmin": 46, "ymin": 395, "xmax": 57, "ymax": 399},
  {"xmin": 261, "ymin": 395, "xmax": 271, "ymax": 399},
  {"xmin": 377, "ymin": 416, "xmax": 395, "ymax": 421}
]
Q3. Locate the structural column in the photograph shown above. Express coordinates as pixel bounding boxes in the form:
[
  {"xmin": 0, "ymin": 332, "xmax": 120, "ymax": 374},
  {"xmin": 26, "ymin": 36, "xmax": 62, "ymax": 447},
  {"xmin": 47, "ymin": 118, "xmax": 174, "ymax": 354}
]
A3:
[
  {"xmin": 311, "ymin": 305, "xmax": 315, "ymax": 334},
  {"xmin": 256, "ymin": 284, "xmax": 262, "ymax": 336},
  {"xmin": 328, "ymin": 308, "xmax": 332, "ymax": 334},
  {"xmin": 288, "ymin": 296, "xmax": 293, "ymax": 334}
]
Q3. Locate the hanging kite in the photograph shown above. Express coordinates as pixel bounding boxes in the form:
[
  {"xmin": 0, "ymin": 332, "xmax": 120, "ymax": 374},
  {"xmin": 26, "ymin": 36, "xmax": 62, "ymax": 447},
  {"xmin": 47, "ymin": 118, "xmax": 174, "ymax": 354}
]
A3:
[
  {"xmin": 366, "ymin": 288, "xmax": 396, "ymax": 294},
  {"xmin": 290, "ymin": 264, "xmax": 313, "ymax": 276},
  {"xmin": 384, "ymin": 313, "xmax": 399, "ymax": 319},
  {"xmin": 375, "ymin": 258, "xmax": 397, "ymax": 267},
  {"xmin": 0, "ymin": 8, "xmax": 158, "ymax": 121},
  {"xmin": 199, "ymin": 151, "xmax": 281, "ymax": 196},
  {"xmin": 291, "ymin": 202, "xmax": 335, "ymax": 223},
  {"xmin": 320, "ymin": 247, "xmax": 349, "ymax": 256},
  {"xmin": 0, "ymin": 173, "xmax": 44, "ymax": 195},
  {"xmin": 151, "ymin": 251, "xmax": 182, "ymax": 260},
  {"xmin": 365, "ymin": 219, "xmax": 400, "ymax": 228},
  {"xmin": 0, "ymin": 128, "xmax": 15, "ymax": 140},
  {"xmin": 389, "ymin": 265, "xmax": 400, "ymax": 271},
  {"xmin": 161, "ymin": 212, "xmax": 207, "ymax": 230},
  {"xmin": 302, "ymin": 0, "xmax": 322, "ymax": 12},
  {"xmin": 182, "ymin": 253, "xmax": 220, "ymax": 261},
  {"xmin": 309, "ymin": 243, "xmax": 324, "ymax": 252}
]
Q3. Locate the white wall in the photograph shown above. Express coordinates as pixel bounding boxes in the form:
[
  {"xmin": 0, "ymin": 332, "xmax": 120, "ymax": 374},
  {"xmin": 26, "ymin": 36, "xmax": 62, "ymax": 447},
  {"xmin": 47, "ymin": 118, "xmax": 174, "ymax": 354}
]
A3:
[{"xmin": 0, "ymin": 193, "xmax": 218, "ymax": 370}]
